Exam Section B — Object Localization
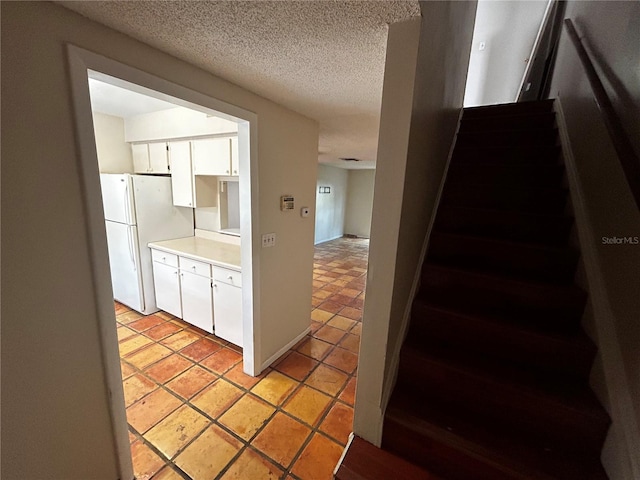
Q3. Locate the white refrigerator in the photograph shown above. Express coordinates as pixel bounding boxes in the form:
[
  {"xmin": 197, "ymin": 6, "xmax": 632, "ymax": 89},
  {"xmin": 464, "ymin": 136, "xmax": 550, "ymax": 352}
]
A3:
[{"xmin": 100, "ymin": 174, "xmax": 194, "ymax": 315}]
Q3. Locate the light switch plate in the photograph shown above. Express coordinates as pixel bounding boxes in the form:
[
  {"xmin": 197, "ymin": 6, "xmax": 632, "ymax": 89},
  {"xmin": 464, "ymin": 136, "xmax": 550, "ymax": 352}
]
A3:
[{"xmin": 262, "ymin": 233, "xmax": 276, "ymax": 248}]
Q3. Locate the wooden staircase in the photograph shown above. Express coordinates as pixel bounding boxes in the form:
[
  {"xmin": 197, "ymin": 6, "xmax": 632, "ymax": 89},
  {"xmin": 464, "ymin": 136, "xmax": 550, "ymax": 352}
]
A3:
[{"xmin": 379, "ymin": 100, "xmax": 610, "ymax": 479}]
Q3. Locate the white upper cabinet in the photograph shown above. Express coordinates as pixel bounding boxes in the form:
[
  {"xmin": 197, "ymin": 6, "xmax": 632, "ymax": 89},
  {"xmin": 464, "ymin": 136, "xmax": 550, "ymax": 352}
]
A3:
[
  {"xmin": 131, "ymin": 142, "xmax": 170, "ymax": 174},
  {"xmin": 231, "ymin": 136, "xmax": 239, "ymax": 176},
  {"xmin": 192, "ymin": 137, "xmax": 232, "ymax": 176},
  {"xmin": 169, "ymin": 141, "xmax": 216, "ymax": 208}
]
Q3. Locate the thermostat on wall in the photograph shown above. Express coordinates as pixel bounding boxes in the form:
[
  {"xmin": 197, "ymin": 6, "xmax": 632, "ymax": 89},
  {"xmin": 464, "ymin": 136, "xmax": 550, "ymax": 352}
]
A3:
[{"xmin": 281, "ymin": 195, "xmax": 295, "ymax": 211}]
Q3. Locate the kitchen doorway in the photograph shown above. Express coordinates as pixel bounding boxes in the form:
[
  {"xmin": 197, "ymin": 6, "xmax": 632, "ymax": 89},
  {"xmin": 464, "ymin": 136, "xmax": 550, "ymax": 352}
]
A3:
[{"xmin": 67, "ymin": 45, "xmax": 260, "ymax": 480}]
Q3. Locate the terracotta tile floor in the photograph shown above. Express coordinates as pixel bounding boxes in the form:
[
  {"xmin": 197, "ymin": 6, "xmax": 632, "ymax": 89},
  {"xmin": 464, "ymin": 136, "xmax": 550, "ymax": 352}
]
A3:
[{"xmin": 116, "ymin": 237, "xmax": 368, "ymax": 480}]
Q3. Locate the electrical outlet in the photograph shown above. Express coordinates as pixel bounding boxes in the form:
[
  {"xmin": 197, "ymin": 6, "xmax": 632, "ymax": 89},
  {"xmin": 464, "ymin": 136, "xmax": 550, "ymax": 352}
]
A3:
[{"xmin": 262, "ymin": 233, "xmax": 276, "ymax": 248}]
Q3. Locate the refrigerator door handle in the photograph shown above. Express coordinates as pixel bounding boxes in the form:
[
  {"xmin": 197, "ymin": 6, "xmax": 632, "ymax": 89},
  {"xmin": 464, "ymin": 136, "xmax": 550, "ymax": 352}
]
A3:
[
  {"xmin": 124, "ymin": 183, "xmax": 131, "ymax": 225},
  {"xmin": 127, "ymin": 226, "xmax": 136, "ymax": 271}
]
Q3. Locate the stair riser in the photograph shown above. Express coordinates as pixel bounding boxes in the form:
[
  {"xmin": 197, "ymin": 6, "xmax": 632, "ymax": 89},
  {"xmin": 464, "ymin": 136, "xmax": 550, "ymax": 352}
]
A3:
[
  {"xmin": 383, "ymin": 416, "xmax": 522, "ymax": 480},
  {"xmin": 441, "ymin": 185, "xmax": 567, "ymax": 214},
  {"xmin": 446, "ymin": 165, "xmax": 565, "ymax": 189},
  {"xmin": 457, "ymin": 130, "xmax": 557, "ymax": 148},
  {"xmin": 459, "ymin": 113, "xmax": 556, "ymax": 133},
  {"xmin": 409, "ymin": 304, "xmax": 595, "ymax": 379},
  {"xmin": 452, "ymin": 147, "xmax": 561, "ymax": 165},
  {"xmin": 427, "ymin": 234, "xmax": 579, "ymax": 283},
  {"xmin": 396, "ymin": 355, "xmax": 608, "ymax": 453},
  {"xmin": 420, "ymin": 267, "xmax": 586, "ymax": 330},
  {"xmin": 434, "ymin": 207, "xmax": 573, "ymax": 246},
  {"xmin": 463, "ymin": 100, "xmax": 554, "ymax": 119}
]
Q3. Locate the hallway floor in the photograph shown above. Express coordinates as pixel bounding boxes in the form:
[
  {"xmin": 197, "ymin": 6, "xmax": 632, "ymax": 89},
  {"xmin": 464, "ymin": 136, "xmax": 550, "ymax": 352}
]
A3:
[{"xmin": 117, "ymin": 237, "xmax": 368, "ymax": 480}]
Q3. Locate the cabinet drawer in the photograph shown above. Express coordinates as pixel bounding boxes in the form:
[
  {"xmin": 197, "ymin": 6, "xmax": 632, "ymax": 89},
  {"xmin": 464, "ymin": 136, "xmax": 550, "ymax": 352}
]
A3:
[
  {"xmin": 180, "ymin": 257, "xmax": 212, "ymax": 277},
  {"xmin": 151, "ymin": 249, "xmax": 178, "ymax": 267},
  {"xmin": 213, "ymin": 266, "xmax": 242, "ymax": 287}
]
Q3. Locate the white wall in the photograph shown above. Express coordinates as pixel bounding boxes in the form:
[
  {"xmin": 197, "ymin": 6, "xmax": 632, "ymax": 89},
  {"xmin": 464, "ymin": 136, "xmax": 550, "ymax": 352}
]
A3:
[
  {"xmin": 548, "ymin": 2, "xmax": 640, "ymax": 477},
  {"xmin": 1, "ymin": 2, "xmax": 317, "ymax": 478},
  {"xmin": 344, "ymin": 169, "xmax": 375, "ymax": 238},
  {"xmin": 464, "ymin": 0, "xmax": 548, "ymax": 107},
  {"xmin": 354, "ymin": 0, "xmax": 477, "ymax": 444},
  {"xmin": 92, "ymin": 112, "xmax": 134, "ymax": 173},
  {"xmin": 314, "ymin": 164, "xmax": 348, "ymax": 244}
]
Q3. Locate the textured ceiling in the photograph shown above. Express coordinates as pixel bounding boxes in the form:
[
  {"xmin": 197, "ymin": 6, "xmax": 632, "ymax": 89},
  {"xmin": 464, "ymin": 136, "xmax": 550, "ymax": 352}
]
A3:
[{"xmin": 59, "ymin": 1, "xmax": 421, "ymax": 169}]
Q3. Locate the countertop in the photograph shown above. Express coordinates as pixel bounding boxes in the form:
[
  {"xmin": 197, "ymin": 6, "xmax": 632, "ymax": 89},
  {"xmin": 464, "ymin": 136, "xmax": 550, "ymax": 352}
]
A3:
[{"xmin": 149, "ymin": 236, "xmax": 241, "ymax": 271}]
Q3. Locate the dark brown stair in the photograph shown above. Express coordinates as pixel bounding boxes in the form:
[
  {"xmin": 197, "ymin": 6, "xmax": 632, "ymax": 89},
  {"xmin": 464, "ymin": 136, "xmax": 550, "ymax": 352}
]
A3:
[
  {"xmin": 334, "ymin": 436, "xmax": 440, "ymax": 480},
  {"xmin": 428, "ymin": 232, "xmax": 579, "ymax": 283},
  {"xmin": 433, "ymin": 205, "xmax": 574, "ymax": 246},
  {"xmin": 382, "ymin": 100, "xmax": 609, "ymax": 480}
]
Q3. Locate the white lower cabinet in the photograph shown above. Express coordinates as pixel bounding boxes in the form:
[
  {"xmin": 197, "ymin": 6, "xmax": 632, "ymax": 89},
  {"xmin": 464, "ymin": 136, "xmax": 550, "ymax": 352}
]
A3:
[
  {"xmin": 212, "ymin": 266, "xmax": 243, "ymax": 347},
  {"xmin": 150, "ymin": 248, "xmax": 241, "ymax": 344}
]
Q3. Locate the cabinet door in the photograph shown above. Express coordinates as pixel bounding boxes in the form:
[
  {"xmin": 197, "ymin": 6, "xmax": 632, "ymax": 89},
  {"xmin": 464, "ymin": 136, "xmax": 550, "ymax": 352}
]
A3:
[
  {"xmin": 180, "ymin": 271, "xmax": 214, "ymax": 333},
  {"xmin": 213, "ymin": 282, "xmax": 243, "ymax": 347},
  {"xmin": 169, "ymin": 141, "xmax": 194, "ymax": 207},
  {"xmin": 230, "ymin": 137, "xmax": 239, "ymax": 176},
  {"xmin": 152, "ymin": 261, "xmax": 182, "ymax": 318},
  {"xmin": 192, "ymin": 138, "xmax": 231, "ymax": 176},
  {"xmin": 148, "ymin": 142, "xmax": 170, "ymax": 174},
  {"xmin": 131, "ymin": 144, "xmax": 150, "ymax": 173}
]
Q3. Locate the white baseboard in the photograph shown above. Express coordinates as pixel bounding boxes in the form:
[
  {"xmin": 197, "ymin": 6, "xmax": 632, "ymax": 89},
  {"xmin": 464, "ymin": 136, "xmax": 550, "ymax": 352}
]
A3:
[
  {"xmin": 333, "ymin": 432, "xmax": 355, "ymax": 476},
  {"xmin": 259, "ymin": 326, "xmax": 311, "ymax": 371},
  {"xmin": 314, "ymin": 234, "xmax": 344, "ymax": 245},
  {"xmin": 555, "ymin": 97, "xmax": 640, "ymax": 479}
]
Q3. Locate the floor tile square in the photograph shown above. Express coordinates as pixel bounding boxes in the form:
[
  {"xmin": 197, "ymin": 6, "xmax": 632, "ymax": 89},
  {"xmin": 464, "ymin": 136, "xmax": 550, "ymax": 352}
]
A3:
[
  {"xmin": 174, "ymin": 424, "xmax": 241, "ymax": 480},
  {"xmin": 179, "ymin": 337, "xmax": 221, "ymax": 361},
  {"xmin": 225, "ymin": 363, "xmax": 265, "ymax": 389},
  {"xmin": 127, "ymin": 389, "xmax": 182, "ymax": 434},
  {"xmin": 130, "ymin": 440, "xmax": 165, "ymax": 480},
  {"xmin": 115, "ymin": 302, "xmax": 130, "ymax": 315},
  {"xmin": 191, "ymin": 378, "xmax": 243, "ymax": 419},
  {"xmin": 128, "ymin": 314, "xmax": 165, "ymax": 333},
  {"xmin": 218, "ymin": 394, "xmax": 275, "ymax": 441},
  {"xmin": 350, "ymin": 323, "xmax": 362, "ymax": 336},
  {"xmin": 339, "ymin": 306, "xmax": 363, "ymax": 320},
  {"xmin": 319, "ymin": 402, "xmax": 354, "ymax": 445},
  {"xmin": 120, "ymin": 360, "xmax": 136, "ymax": 380},
  {"xmin": 313, "ymin": 325, "xmax": 346, "ymax": 345},
  {"xmin": 151, "ymin": 466, "xmax": 183, "ymax": 480},
  {"xmin": 327, "ymin": 315, "xmax": 356, "ymax": 331},
  {"xmin": 145, "ymin": 322, "xmax": 182, "ymax": 341},
  {"xmin": 323, "ymin": 347, "xmax": 358, "ymax": 374},
  {"xmin": 339, "ymin": 333, "xmax": 360, "ymax": 353},
  {"xmin": 310, "ymin": 321, "xmax": 324, "ymax": 333},
  {"xmin": 338, "ymin": 377, "xmax": 357, "ymax": 406},
  {"xmin": 126, "ymin": 343, "xmax": 173, "ymax": 369},
  {"xmin": 144, "ymin": 354, "xmax": 193, "ymax": 384},
  {"xmin": 312, "ymin": 289, "xmax": 332, "ymax": 299},
  {"xmin": 283, "ymin": 385, "xmax": 332, "ymax": 427},
  {"xmin": 311, "ymin": 297, "xmax": 324, "ymax": 307},
  {"xmin": 305, "ymin": 364, "xmax": 348, "ymax": 396},
  {"xmin": 330, "ymin": 294, "xmax": 354, "ymax": 306},
  {"xmin": 311, "ymin": 309, "xmax": 335, "ymax": 323},
  {"xmin": 274, "ymin": 351, "xmax": 318, "ymax": 381},
  {"xmin": 144, "ymin": 405, "xmax": 210, "ymax": 459},
  {"xmin": 251, "ymin": 370, "xmax": 298, "ymax": 406},
  {"xmin": 160, "ymin": 330, "xmax": 201, "ymax": 351},
  {"xmin": 123, "ymin": 374, "xmax": 156, "ymax": 407},
  {"xmin": 291, "ymin": 432, "xmax": 344, "ymax": 480},
  {"xmin": 252, "ymin": 412, "xmax": 311, "ymax": 468},
  {"xmin": 117, "ymin": 311, "xmax": 144, "ymax": 325},
  {"xmin": 119, "ymin": 334, "xmax": 153, "ymax": 356},
  {"xmin": 296, "ymin": 337, "xmax": 332, "ymax": 361},
  {"xmin": 166, "ymin": 365, "xmax": 216, "ymax": 399},
  {"xmin": 117, "ymin": 325, "xmax": 137, "ymax": 342},
  {"xmin": 201, "ymin": 347, "xmax": 242, "ymax": 374},
  {"xmin": 350, "ymin": 297, "xmax": 365, "ymax": 309},
  {"xmin": 219, "ymin": 447, "xmax": 283, "ymax": 479}
]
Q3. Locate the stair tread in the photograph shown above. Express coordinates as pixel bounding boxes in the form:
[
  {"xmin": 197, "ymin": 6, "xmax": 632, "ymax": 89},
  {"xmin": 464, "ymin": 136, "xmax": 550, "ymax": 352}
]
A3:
[
  {"xmin": 429, "ymin": 231, "xmax": 577, "ymax": 256},
  {"xmin": 457, "ymin": 126, "xmax": 557, "ymax": 136},
  {"xmin": 386, "ymin": 387, "xmax": 608, "ymax": 480},
  {"xmin": 400, "ymin": 342, "xmax": 607, "ymax": 422},
  {"xmin": 411, "ymin": 299, "xmax": 595, "ymax": 351},
  {"xmin": 436, "ymin": 204, "xmax": 573, "ymax": 222},
  {"xmin": 336, "ymin": 436, "xmax": 441, "ymax": 480}
]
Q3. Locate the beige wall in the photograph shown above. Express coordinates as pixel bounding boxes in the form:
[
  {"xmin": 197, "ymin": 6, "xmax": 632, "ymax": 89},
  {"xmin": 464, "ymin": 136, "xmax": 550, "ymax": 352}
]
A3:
[
  {"xmin": 93, "ymin": 112, "xmax": 134, "ymax": 173},
  {"xmin": 548, "ymin": 2, "xmax": 640, "ymax": 477},
  {"xmin": 344, "ymin": 169, "xmax": 375, "ymax": 238},
  {"xmin": 314, "ymin": 164, "xmax": 348, "ymax": 244},
  {"xmin": 1, "ymin": 2, "xmax": 317, "ymax": 478},
  {"xmin": 354, "ymin": 0, "xmax": 477, "ymax": 444}
]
